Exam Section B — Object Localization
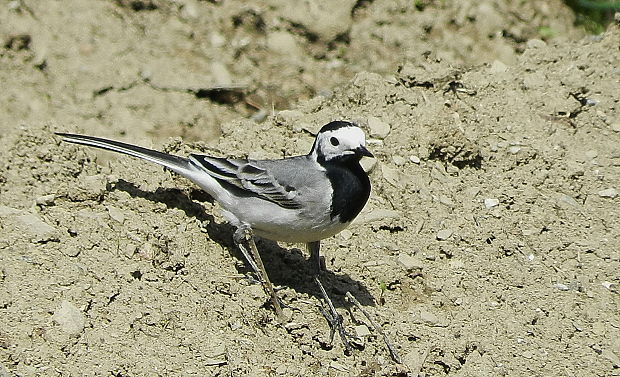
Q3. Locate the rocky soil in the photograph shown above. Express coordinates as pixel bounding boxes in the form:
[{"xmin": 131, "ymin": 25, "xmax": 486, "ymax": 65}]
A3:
[{"xmin": 1, "ymin": 1, "xmax": 619, "ymax": 376}]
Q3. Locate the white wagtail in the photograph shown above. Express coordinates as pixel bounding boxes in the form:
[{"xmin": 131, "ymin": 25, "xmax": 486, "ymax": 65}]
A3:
[{"xmin": 56, "ymin": 121, "xmax": 373, "ymax": 341}]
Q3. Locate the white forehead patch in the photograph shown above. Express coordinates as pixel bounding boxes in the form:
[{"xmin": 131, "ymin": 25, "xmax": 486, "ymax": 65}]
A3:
[{"xmin": 322, "ymin": 126, "xmax": 366, "ymax": 147}]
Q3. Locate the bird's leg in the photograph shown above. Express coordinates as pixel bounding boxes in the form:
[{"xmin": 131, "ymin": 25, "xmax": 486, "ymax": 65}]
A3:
[
  {"xmin": 308, "ymin": 241, "xmax": 354, "ymax": 353},
  {"xmin": 234, "ymin": 226, "xmax": 284, "ymax": 322},
  {"xmin": 308, "ymin": 240, "xmax": 324, "ymax": 274}
]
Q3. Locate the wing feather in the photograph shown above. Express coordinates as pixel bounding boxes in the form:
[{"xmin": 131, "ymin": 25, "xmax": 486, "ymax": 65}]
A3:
[{"xmin": 189, "ymin": 154, "xmax": 301, "ymax": 209}]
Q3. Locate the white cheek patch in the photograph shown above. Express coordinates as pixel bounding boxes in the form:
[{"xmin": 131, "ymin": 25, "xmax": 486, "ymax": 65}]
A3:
[
  {"xmin": 313, "ymin": 126, "xmax": 367, "ymax": 161},
  {"xmin": 333, "ymin": 127, "xmax": 366, "ymax": 149}
]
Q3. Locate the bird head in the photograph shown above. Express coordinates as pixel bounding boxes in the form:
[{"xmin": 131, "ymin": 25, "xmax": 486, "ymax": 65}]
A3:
[{"xmin": 311, "ymin": 121, "xmax": 373, "ymax": 163}]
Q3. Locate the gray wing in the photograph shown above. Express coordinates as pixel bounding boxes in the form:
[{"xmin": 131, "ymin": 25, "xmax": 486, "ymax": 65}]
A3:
[{"xmin": 189, "ymin": 154, "xmax": 311, "ymax": 209}]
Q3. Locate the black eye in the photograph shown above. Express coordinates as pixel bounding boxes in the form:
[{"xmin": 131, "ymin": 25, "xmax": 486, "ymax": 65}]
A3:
[{"xmin": 330, "ymin": 137, "xmax": 339, "ymax": 146}]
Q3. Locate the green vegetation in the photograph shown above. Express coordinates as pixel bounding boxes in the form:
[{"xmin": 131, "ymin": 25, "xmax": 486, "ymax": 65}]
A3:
[{"xmin": 564, "ymin": 0, "xmax": 620, "ymax": 33}]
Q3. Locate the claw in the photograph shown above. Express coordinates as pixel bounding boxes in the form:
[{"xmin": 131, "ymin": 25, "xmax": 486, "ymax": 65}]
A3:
[{"xmin": 315, "ymin": 276, "xmax": 356, "ymax": 354}]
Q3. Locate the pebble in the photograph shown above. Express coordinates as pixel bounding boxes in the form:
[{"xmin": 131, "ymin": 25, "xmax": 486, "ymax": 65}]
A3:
[
  {"xmin": 354, "ymin": 324, "xmax": 371, "ymax": 338},
  {"xmin": 360, "ymin": 156, "xmax": 377, "ymax": 173},
  {"xmin": 409, "ymin": 155, "xmax": 421, "ymax": 164},
  {"xmin": 603, "ymin": 349, "xmax": 620, "ymax": 368},
  {"xmin": 354, "ymin": 208, "xmax": 400, "ymax": 224},
  {"xmin": 484, "ymin": 198, "xmax": 500, "ymax": 208},
  {"xmin": 52, "ymin": 300, "xmax": 85, "ymax": 336},
  {"xmin": 585, "ymin": 150, "xmax": 598, "ymax": 159},
  {"xmin": 418, "ymin": 309, "xmax": 446, "ymax": 326},
  {"xmin": 367, "ymin": 116, "xmax": 391, "ymax": 139},
  {"xmin": 508, "ymin": 145, "xmax": 521, "ymax": 154},
  {"xmin": 381, "ymin": 164, "xmax": 400, "ymax": 186},
  {"xmin": 35, "ymin": 194, "xmax": 56, "ymax": 206},
  {"xmin": 17, "ymin": 213, "xmax": 58, "ymax": 242},
  {"xmin": 598, "ymin": 188, "xmax": 618, "ymax": 198},
  {"xmin": 210, "ymin": 32, "xmax": 226, "ymax": 48},
  {"xmin": 106, "ymin": 205, "xmax": 125, "ymax": 223},
  {"xmin": 275, "ymin": 365, "xmax": 287, "ymax": 375},
  {"xmin": 602, "ymin": 281, "xmax": 613, "ymax": 289},
  {"xmin": 557, "ymin": 194, "xmax": 579, "ymax": 207},
  {"xmin": 436, "ymin": 229, "xmax": 452, "ymax": 241},
  {"xmin": 397, "ymin": 253, "xmax": 423, "ymax": 271},
  {"xmin": 267, "ymin": 31, "xmax": 301, "ymax": 56},
  {"xmin": 329, "ymin": 361, "xmax": 349, "ymax": 372},
  {"xmin": 392, "ymin": 155, "xmax": 406, "ymax": 166},
  {"xmin": 526, "ymin": 38, "xmax": 547, "ymax": 49},
  {"xmin": 439, "ymin": 195, "xmax": 454, "ymax": 207},
  {"xmin": 553, "ymin": 283, "xmax": 570, "ymax": 291},
  {"xmin": 489, "ymin": 60, "xmax": 508, "ymax": 73},
  {"xmin": 339, "ymin": 229, "xmax": 353, "ymax": 240},
  {"xmin": 611, "ymin": 122, "xmax": 620, "ymax": 132},
  {"xmin": 180, "ymin": 2, "xmax": 198, "ymax": 19}
]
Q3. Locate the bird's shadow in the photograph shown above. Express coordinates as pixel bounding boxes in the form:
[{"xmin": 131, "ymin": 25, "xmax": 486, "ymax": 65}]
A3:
[{"xmin": 110, "ymin": 179, "xmax": 376, "ymax": 308}]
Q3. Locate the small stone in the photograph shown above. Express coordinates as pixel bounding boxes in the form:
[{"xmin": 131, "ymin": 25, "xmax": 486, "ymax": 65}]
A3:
[
  {"xmin": 275, "ymin": 365, "xmax": 287, "ymax": 375},
  {"xmin": 484, "ymin": 198, "xmax": 500, "ymax": 208},
  {"xmin": 557, "ymin": 194, "xmax": 580, "ymax": 207},
  {"xmin": 16, "ymin": 213, "xmax": 57, "ymax": 242},
  {"xmin": 436, "ymin": 229, "xmax": 453, "ymax": 240},
  {"xmin": 602, "ymin": 281, "xmax": 613, "ymax": 289},
  {"xmin": 354, "ymin": 324, "xmax": 371, "ymax": 338},
  {"xmin": 592, "ymin": 322, "xmax": 606, "ymax": 336},
  {"xmin": 598, "ymin": 188, "xmax": 618, "ymax": 198},
  {"xmin": 353, "ymin": 208, "xmax": 400, "ymax": 225},
  {"xmin": 409, "ymin": 155, "xmax": 421, "ymax": 164},
  {"xmin": 381, "ymin": 164, "xmax": 400, "ymax": 186},
  {"xmin": 438, "ymin": 195, "xmax": 454, "ymax": 207},
  {"xmin": 210, "ymin": 32, "xmax": 226, "ymax": 48},
  {"xmin": 340, "ymin": 230, "xmax": 353, "ymax": 240},
  {"xmin": 106, "ymin": 205, "xmax": 125, "ymax": 223},
  {"xmin": 418, "ymin": 309, "xmax": 446, "ymax": 326},
  {"xmin": 508, "ymin": 145, "xmax": 521, "ymax": 154},
  {"xmin": 553, "ymin": 283, "xmax": 570, "ymax": 291},
  {"xmin": 52, "ymin": 300, "xmax": 85, "ymax": 336},
  {"xmin": 602, "ymin": 349, "xmax": 620, "ymax": 368},
  {"xmin": 397, "ymin": 253, "xmax": 423, "ymax": 271},
  {"xmin": 489, "ymin": 60, "xmax": 508, "ymax": 73},
  {"xmin": 180, "ymin": 2, "xmax": 198, "ymax": 19},
  {"xmin": 267, "ymin": 31, "xmax": 301, "ymax": 56},
  {"xmin": 367, "ymin": 116, "xmax": 391, "ymax": 139},
  {"xmin": 360, "ymin": 157, "xmax": 377, "ymax": 173},
  {"xmin": 526, "ymin": 39, "xmax": 547, "ymax": 49},
  {"xmin": 611, "ymin": 122, "xmax": 620, "ymax": 132},
  {"xmin": 392, "ymin": 155, "xmax": 406, "ymax": 166},
  {"xmin": 522, "ymin": 350, "xmax": 534, "ymax": 359},
  {"xmin": 329, "ymin": 361, "xmax": 349, "ymax": 372},
  {"xmin": 35, "ymin": 194, "xmax": 56, "ymax": 206}
]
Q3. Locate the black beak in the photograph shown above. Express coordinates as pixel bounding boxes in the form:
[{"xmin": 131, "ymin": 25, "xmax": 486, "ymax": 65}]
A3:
[{"xmin": 356, "ymin": 145, "xmax": 374, "ymax": 158}]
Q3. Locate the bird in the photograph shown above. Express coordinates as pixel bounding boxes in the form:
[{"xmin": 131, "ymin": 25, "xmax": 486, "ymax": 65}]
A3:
[{"xmin": 56, "ymin": 120, "xmax": 373, "ymax": 341}]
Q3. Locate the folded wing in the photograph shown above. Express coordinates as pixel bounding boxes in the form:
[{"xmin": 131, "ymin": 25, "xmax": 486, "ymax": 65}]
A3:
[{"xmin": 189, "ymin": 155, "xmax": 301, "ymax": 209}]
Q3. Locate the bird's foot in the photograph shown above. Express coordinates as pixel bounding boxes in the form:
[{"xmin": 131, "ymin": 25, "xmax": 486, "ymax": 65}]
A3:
[
  {"xmin": 234, "ymin": 226, "xmax": 285, "ymax": 322},
  {"xmin": 314, "ymin": 275, "xmax": 361, "ymax": 354}
]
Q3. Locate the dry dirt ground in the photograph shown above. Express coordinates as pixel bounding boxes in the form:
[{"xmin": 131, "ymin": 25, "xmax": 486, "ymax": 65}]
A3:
[{"xmin": 1, "ymin": 1, "xmax": 619, "ymax": 376}]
